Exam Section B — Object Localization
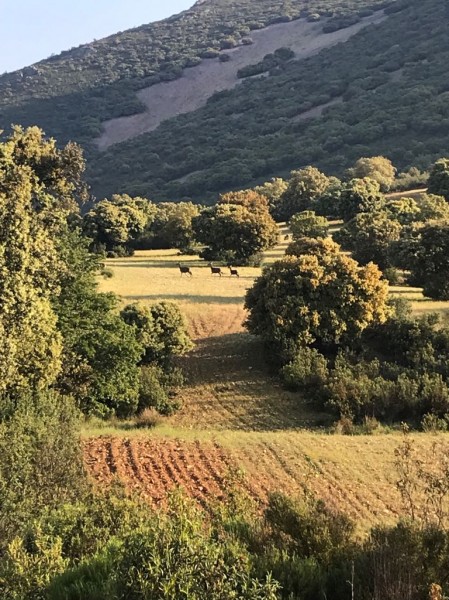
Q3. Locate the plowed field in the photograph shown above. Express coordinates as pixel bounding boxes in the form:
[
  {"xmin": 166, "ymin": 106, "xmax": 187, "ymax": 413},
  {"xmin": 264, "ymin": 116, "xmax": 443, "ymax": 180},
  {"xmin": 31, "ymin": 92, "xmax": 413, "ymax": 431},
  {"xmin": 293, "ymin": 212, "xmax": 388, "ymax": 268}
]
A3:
[{"xmin": 83, "ymin": 432, "xmax": 449, "ymax": 531}]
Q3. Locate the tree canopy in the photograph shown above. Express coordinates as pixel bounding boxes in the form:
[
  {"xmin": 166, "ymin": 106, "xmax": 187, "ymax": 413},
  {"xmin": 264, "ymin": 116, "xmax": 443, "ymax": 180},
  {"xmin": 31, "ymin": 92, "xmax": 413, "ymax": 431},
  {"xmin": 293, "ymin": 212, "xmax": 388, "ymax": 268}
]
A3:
[
  {"xmin": 347, "ymin": 156, "xmax": 396, "ymax": 191},
  {"xmin": 289, "ymin": 210, "xmax": 329, "ymax": 239},
  {"xmin": 83, "ymin": 194, "xmax": 155, "ymax": 254},
  {"xmin": 245, "ymin": 241, "xmax": 390, "ymax": 360},
  {"xmin": 193, "ymin": 190, "xmax": 278, "ymax": 264},
  {"xmin": 276, "ymin": 167, "xmax": 331, "ymax": 221},
  {"xmin": 427, "ymin": 158, "xmax": 449, "ymax": 201},
  {"xmin": 335, "ymin": 211, "xmax": 402, "ymax": 269},
  {"xmin": 339, "ymin": 177, "xmax": 385, "ymax": 222}
]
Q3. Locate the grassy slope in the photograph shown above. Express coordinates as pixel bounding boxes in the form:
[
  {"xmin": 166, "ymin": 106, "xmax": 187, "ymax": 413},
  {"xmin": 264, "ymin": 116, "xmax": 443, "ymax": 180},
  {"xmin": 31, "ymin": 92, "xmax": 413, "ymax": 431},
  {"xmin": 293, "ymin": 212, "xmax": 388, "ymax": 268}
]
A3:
[{"xmin": 87, "ymin": 224, "xmax": 449, "ymax": 531}]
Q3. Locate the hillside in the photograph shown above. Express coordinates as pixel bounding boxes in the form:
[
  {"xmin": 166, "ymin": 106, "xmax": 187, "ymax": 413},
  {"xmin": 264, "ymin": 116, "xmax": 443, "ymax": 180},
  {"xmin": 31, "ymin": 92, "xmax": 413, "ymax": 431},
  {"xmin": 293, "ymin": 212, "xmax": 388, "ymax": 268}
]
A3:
[{"xmin": 1, "ymin": 0, "xmax": 448, "ymax": 202}]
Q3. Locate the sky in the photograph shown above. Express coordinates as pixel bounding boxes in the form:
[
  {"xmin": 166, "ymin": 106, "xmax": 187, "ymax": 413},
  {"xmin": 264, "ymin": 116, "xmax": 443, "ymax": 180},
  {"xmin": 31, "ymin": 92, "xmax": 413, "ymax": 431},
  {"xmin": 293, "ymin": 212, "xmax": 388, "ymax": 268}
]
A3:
[{"xmin": 0, "ymin": 1, "xmax": 194, "ymax": 73}]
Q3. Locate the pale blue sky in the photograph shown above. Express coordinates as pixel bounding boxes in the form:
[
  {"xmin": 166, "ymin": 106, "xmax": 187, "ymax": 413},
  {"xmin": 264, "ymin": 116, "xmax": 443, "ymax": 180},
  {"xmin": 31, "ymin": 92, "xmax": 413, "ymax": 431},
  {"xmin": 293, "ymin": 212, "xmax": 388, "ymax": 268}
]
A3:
[{"xmin": 0, "ymin": 1, "xmax": 194, "ymax": 73}]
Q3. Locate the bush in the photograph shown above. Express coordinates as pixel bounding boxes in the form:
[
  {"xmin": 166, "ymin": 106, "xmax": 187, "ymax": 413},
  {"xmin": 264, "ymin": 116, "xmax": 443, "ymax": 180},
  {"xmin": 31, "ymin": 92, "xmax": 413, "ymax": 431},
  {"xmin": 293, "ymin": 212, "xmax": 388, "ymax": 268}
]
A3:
[
  {"xmin": 281, "ymin": 347, "xmax": 329, "ymax": 400},
  {"xmin": 134, "ymin": 407, "xmax": 164, "ymax": 429},
  {"xmin": 139, "ymin": 365, "xmax": 182, "ymax": 415}
]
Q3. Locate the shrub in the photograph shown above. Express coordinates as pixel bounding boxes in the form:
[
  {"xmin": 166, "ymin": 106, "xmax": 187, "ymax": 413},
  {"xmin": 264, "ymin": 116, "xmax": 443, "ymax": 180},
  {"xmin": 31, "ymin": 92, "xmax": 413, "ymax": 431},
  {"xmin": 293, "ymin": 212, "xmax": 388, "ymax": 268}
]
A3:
[
  {"xmin": 134, "ymin": 407, "xmax": 164, "ymax": 429},
  {"xmin": 281, "ymin": 347, "xmax": 329, "ymax": 400},
  {"xmin": 139, "ymin": 365, "xmax": 181, "ymax": 415}
]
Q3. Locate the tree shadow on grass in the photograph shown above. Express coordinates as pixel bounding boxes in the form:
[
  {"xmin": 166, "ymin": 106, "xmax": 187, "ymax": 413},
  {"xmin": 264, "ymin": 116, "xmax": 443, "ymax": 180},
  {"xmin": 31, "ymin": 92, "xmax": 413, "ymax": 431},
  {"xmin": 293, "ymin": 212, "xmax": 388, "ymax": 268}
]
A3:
[{"xmin": 174, "ymin": 333, "xmax": 332, "ymax": 432}]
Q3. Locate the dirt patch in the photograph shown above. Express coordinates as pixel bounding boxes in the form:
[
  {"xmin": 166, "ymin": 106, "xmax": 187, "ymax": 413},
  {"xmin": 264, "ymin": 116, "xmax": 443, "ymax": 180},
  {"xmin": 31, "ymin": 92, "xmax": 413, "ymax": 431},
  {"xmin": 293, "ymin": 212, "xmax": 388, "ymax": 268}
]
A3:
[
  {"xmin": 84, "ymin": 436, "xmax": 241, "ymax": 506},
  {"xmin": 96, "ymin": 11, "xmax": 387, "ymax": 150}
]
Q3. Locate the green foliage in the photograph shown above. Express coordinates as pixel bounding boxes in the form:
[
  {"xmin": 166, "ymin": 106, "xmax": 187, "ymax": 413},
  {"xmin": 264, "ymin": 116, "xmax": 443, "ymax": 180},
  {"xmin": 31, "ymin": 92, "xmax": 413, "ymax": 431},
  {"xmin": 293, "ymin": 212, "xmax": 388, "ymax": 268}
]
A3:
[
  {"xmin": 245, "ymin": 243, "xmax": 390, "ymax": 360},
  {"xmin": 139, "ymin": 365, "xmax": 183, "ymax": 415},
  {"xmin": 428, "ymin": 158, "xmax": 449, "ymax": 201},
  {"xmin": 416, "ymin": 193, "xmax": 449, "ymax": 222},
  {"xmin": 358, "ymin": 522, "xmax": 449, "ymax": 600},
  {"xmin": 289, "ymin": 210, "xmax": 329, "ymax": 239},
  {"xmin": 0, "ymin": 532, "xmax": 68, "ymax": 600},
  {"xmin": 113, "ymin": 495, "xmax": 280, "ymax": 600},
  {"xmin": 254, "ymin": 178, "xmax": 288, "ymax": 218},
  {"xmin": 347, "ymin": 155, "xmax": 396, "ymax": 191},
  {"xmin": 55, "ymin": 261, "xmax": 143, "ymax": 416},
  {"xmin": 391, "ymin": 166, "xmax": 429, "ymax": 191},
  {"xmin": 120, "ymin": 301, "xmax": 193, "ymax": 367},
  {"xmin": 237, "ymin": 47, "xmax": 295, "ymax": 79},
  {"xmin": 334, "ymin": 210, "xmax": 401, "ymax": 269},
  {"xmin": 0, "ymin": 126, "xmax": 87, "ymax": 404},
  {"xmin": 281, "ymin": 347, "xmax": 329, "ymax": 398},
  {"xmin": 264, "ymin": 492, "xmax": 354, "ymax": 563},
  {"xmin": 338, "ymin": 177, "xmax": 385, "ymax": 221},
  {"xmin": 193, "ymin": 190, "xmax": 278, "ymax": 265},
  {"xmin": 83, "ymin": 194, "xmax": 155, "ymax": 252},
  {"xmin": 276, "ymin": 167, "xmax": 331, "ymax": 220},
  {"xmin": 0, "ymin": 392, "xmax": 85, "ymax": 549},
  {"xmin": 386, "ymin": 196, "xmax": 420, "ymax": 225},
  {"xmin": 138, "ymin": 201, "xmax": 200, "ymax": 250},
  {"xmin": 285, "ymin": 236, "xmax": 341, "ymax": 261},
  {"xmin": 406, "ymin": 223, "xmax": 449, "ymax": 300}
]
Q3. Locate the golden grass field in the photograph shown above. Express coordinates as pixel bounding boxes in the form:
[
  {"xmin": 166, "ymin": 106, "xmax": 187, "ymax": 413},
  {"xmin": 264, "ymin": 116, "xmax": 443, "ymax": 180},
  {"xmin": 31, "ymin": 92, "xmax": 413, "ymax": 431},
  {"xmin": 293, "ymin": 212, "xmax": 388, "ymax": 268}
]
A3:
[{"xmin": 87, "ymin": 221, "xmax": 449, "ymax": 531}]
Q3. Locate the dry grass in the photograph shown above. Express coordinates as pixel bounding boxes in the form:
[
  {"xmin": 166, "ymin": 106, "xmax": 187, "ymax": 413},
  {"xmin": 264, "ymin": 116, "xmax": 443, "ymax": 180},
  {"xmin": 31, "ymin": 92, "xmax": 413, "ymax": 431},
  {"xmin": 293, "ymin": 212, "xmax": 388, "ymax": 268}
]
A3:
[{"xmin": 86, "ymin": 223, "xmax": 449, "ymax": 529}]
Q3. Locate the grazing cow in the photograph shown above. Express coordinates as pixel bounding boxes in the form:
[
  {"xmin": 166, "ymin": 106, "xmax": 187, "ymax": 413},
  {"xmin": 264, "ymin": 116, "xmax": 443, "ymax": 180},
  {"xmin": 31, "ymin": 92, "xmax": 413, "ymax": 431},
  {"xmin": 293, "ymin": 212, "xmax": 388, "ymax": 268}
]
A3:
[
  {"xmin": 208, "ymin": 262, "xmax": 222, "ymax": 276},
  {"xmin": 228, "ymin": 266, "xmax": 239, "ymax": 277},
  {"xmin": 178, "ymin": 263, "xmax": 192, "ymax": 276}
]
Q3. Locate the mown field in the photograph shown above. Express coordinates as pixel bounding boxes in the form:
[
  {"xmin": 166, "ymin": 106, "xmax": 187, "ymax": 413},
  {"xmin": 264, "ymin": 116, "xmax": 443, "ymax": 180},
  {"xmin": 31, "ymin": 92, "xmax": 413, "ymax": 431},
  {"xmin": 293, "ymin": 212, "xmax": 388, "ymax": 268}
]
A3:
[{"xmin": 88, "ymin": 224, "xmax": 449, "ymax": 532}]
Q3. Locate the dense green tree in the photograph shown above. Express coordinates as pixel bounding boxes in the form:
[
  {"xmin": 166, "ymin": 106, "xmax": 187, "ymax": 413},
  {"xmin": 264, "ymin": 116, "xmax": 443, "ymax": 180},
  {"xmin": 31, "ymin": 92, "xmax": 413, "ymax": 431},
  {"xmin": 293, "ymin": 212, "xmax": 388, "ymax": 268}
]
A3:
[
  {"xmin": 386, "ymin": 197, "xmax": 420, "ymax": 225},
  {"xmin": 339, "ymin": 177, "xmax": 385, "ymax": 222},
  {"xmin": 0, "ymin": 392, "xmax": 85, "ymax": 548},
  {"xmin": 285, "ymin": 236, "xmax": 340, "ymax": 259},
  {"xmin": 406, "ymin": 222, "xmax": 449, "ymax": 300},
  {"xmin": 245, "ymin": 244, "xmax": 390, "ymax": 359},
  {"xmin": 120, "ymin": 302, "xmax": 193, "ymax": 367},
  {"xmin": 276, "ymin": 167, "xmax": 331, "ymax": 221},
  {"xmin": 113, "ymin": 495, "xmax": 280, "ymax": 600},
  {"xmin": 347, "ymin": 156, "xmax": 396, "ymax": 191},
  {"xmin": 289, "ymin": 210, "xmax": 329, "ymax": 239},
  {"xmin": 142, "ymin": 201, "xmax": 200, "ymax": 250},
  {"xmin": 193, "ymin": 191, "xmax": 278, "ymax": 264},
  {"xmin": 335, "ymin": 211, "xmax": 402, "ymax": 269},
  {"xmin": 427, "ymin": 158, "xmax": 449, "ymax": 201},
  {"xmin": 83, "ymin": 194, "xmax": 155, "ymax": 253},
  {"xmin": 313, "ymin": 177, "xmax": 343, "ymax": 217},
  {"xmin": 52, "ymin": 229, "xmax": 144, "ymax": 417}
]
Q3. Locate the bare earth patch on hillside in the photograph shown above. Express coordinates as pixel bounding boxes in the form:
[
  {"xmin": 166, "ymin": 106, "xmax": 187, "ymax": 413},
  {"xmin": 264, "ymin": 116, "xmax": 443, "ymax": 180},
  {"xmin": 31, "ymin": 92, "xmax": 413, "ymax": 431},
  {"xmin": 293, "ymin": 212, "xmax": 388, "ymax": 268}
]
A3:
[{"xmin": 96, "ymin": 11, "xmax": 387, "ymax": 150}]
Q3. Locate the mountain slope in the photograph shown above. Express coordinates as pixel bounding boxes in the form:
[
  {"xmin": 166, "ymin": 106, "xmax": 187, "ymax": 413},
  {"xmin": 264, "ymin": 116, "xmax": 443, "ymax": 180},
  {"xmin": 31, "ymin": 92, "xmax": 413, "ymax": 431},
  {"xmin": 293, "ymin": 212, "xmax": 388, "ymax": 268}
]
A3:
[{"xmin": 1, "ymin": 0, "xmax": 448, "ymax": 202}]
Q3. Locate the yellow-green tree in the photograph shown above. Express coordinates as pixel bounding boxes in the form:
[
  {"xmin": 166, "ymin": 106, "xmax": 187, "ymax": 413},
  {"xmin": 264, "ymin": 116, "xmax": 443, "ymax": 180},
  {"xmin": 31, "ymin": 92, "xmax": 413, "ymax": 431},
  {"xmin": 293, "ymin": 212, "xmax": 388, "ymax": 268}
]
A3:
[
  {"xmin": 347, "ymin": 156, "xmax": 396, "ymax": 191},
  {"xmin": 277, "ymin": 167, "xmax": 331, "ymax": 220},
  {"xmin": 0, "ymin": 132, "xmax": 67, "ymax": 404},
  {"xmin": 245, "ymin": 240, "xmax": 390, "ymax": 359}
]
